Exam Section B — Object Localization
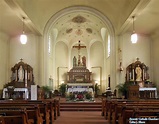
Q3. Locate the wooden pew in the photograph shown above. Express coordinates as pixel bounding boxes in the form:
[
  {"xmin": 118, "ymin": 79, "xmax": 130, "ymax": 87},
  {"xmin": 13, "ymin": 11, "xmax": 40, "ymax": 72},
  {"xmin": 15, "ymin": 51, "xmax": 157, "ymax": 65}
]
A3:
[
  {"xmin": 0, "ymin": 99, "xmax": 55, "ymax": 124},
  {"xmin": 107, "ymin": 99, "xmax": 159, "ymax": 124},
  {"xmin": 0, "ymin": 104, "xmax": 43, "ymax": 124},
  {"xmin": 0, "ymin": 108, "xmax": 33, "ymax": 124},
  {"xmin": 0, "ymin": 98, "xmax": 60, "ymax": 124},
  {"xmin": 41, "ymin": 98, "xmax": 60, "ymax": 122},
  {"xmin": 118, "ymin": 105, "xmax": 159, "ymax": 124},
  {"xmin": 26, "ymin": 100, "xmax": 51, "ymax": 124}
]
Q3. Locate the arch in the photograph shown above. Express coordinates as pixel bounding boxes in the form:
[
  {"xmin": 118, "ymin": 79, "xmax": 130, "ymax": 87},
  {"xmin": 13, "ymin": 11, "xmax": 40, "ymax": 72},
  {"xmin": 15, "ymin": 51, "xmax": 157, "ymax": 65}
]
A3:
[{"xmin": 43, "ymin": 6, "xmax": 116, "ymax": 89}]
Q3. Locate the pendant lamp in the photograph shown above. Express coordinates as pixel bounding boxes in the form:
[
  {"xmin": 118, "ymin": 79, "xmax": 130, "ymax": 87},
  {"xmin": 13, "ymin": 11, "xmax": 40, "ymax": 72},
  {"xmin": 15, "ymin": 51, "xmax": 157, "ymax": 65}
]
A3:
[
  {"xmin": 131, "ymin": 16, "xmax": 138, "ymax": 44},
  {"xmin": 20, "ymin": 17, "xmax": 27, "ymax": 44}
]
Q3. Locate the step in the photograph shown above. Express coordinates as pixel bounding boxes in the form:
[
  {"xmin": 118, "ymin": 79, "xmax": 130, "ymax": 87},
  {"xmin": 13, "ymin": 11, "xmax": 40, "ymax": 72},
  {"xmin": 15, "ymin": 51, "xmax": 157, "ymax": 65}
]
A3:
[
  {"xmin": 60, "ymin": 107, "xmax": 102, "ymax": 111},
  {"xmin": 60, "ymin": 104, "xmax": 101, "ymax": 108},
  {"xmin": 60, "ymin": 101, "xmax": 102, "ymax": 111}
]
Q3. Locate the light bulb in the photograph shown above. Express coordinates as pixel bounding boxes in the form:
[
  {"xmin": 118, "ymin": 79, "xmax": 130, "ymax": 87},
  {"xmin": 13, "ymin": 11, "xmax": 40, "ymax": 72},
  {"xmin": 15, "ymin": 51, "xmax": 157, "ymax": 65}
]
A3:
[
  {"xmin": 131, "ymin": 33, "xmax": 137, "ymax": 44},
  {"xmin": 20, "ymin": 34, "xmax": 27, "ymax": 44}
]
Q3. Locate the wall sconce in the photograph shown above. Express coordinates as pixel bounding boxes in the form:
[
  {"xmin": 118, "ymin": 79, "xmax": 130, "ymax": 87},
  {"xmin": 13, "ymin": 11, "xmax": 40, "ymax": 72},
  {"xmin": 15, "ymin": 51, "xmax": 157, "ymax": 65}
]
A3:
[
  {"xmin": 119, "ymin": 62, "xmax": 123, "ymax": 72},
  {"xmin": 131, "ymin": 16, "xmax": 138, "ymax": 44},
  {"xmin": 20, "ymin": 17, "xmax": 27, "ymax": 44}
]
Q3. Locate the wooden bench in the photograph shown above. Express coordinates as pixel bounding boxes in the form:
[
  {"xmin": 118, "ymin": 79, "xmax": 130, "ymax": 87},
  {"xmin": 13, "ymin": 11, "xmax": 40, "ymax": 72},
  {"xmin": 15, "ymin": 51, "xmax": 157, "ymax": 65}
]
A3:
[
  {"xmin": 0, "ymin": 98, "xmax": 60, "ymax": 124},
  {"xmin": 0, "ymin": 108, "xmax": 33, "ymax": 124},
  {"xmin": 118, "ymin": 105, "xmax": 159, "ymax": 124},
  {"xmin": 104, "ymin": 99, "xmax": 159, "ymax": 124},
  {"xmin": 0, "ymin": 104, "xmax": 43, "ymax": 124}
]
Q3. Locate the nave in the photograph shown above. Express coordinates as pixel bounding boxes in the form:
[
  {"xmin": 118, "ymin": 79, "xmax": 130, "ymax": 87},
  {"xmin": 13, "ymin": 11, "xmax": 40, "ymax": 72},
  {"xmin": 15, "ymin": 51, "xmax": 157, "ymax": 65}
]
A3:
[{"xmin": 54, "ymin": 111, "xmax": 109, "ymax": 124}]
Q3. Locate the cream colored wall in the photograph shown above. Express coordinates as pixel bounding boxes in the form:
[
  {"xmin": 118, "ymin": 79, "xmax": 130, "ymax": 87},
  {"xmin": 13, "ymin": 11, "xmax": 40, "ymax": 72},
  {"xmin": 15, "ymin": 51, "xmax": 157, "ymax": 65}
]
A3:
[
  {"xmin": 9, "ymin": 34, "xmax": 40, "ymax": 85},
  {"xmin": 151, "ymin": 33, "xmax": 159, "ymax": 88},
  {"xmin": 0, "ymin": 32, "xmax": 9, "ymax": 89},
  {"xmin": 55, "ymin": 41, "xmax": 68, "ymax": 89},
  {"xmin": 118, "ymin": 33, "xmax": 151, "ymax": 86},
  {"xmin": 90, "ymin": 41, "xmax": 105, "ymax": 92}
]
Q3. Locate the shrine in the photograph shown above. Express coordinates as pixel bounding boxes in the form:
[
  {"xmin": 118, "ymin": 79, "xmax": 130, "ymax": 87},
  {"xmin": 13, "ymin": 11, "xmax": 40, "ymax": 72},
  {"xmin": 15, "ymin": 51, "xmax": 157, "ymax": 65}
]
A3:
[
  {"xmin": 126, "ymin": 58, "xmax": 157, "ymax": 99},
  {"xmin": 3, "ymin": 59, "xmax": 35, "ymax": 100}
]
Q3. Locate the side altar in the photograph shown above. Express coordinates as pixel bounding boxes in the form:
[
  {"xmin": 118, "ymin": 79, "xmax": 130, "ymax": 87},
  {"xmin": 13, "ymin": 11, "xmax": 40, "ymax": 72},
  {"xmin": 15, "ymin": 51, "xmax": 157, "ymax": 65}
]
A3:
[{"xmin": 3, "ymin": 60, "xmax": 35, "ymax": 100}]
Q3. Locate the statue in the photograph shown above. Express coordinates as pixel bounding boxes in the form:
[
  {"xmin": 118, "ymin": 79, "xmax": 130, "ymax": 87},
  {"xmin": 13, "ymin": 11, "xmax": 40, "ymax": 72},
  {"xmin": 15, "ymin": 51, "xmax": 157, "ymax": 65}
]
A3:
[
  {"xmin": 18, "ymin": 65, "xmax": 24, "ymax": 82},
  {"xmin": 82, "ymin": 56, "xmax": 86, "ymax": 66},
  {"xmin": 73, "ymin": 56, "xmax": 77, "ymax": 67},
  {"xmin": 135, "ymin": 66, "xmax": 142, "ymax": 81}
]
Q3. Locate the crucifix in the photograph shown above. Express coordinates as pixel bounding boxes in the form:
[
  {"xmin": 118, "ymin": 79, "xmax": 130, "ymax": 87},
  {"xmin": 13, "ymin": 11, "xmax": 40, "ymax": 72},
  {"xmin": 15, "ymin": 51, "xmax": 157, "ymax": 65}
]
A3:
[{"xmin": 73, "ymin": 40, "xmax": 86, "ymax": 66}]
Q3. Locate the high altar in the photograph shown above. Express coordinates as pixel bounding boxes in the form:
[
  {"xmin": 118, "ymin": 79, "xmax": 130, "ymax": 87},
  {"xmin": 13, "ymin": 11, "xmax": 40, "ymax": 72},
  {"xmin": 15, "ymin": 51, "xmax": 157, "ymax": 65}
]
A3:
[
  {"xmin": 3, "ymin": 60, "xmax": 35, "ymax": 99},
  {"xmin": 67, "ymin": 66, "xmax": 93, "ymax": 93},
  {"xmin": 66, "ymin": 41, "xmax": 93, "ymax": 94}
]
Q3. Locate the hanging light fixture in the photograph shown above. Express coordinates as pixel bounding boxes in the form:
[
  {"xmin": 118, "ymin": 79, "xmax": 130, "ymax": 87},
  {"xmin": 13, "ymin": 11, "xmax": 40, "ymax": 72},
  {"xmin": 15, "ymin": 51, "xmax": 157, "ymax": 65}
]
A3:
[
  {"xmin": 131, "ymin": 16, "xmax": 138, "ymax": 44},
  {"xmin": 20, "ymin": 17, "xmax": 27, "ymax": 44}
]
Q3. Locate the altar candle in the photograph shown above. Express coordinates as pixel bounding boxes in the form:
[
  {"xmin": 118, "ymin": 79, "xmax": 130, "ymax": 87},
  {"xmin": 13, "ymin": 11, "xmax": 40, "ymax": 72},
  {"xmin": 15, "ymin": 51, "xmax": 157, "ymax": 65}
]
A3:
[
  {"xmin": 129, "ymin": 72, "xmax": 131, "ymax": 79},
  {"xmin": 25, "ymin": 70, "xmax": 27, "ymax": 87},
  {"xmin": 132, "ymin": 69, "xmax": 134, "ymax": 80},
  {"xmin": 15, "ymin": 70, "xmax": 17, "ymax": 81},
  {"xmin": 143, "ymin": 69, "xmax": 144, "ymax": 80}
]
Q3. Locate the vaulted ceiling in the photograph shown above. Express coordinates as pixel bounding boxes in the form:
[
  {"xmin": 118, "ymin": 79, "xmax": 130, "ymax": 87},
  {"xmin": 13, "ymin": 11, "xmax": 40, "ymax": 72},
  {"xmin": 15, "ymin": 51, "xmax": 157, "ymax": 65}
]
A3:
[{"xmin": 1, "ymin": 0, "xmax": 159, "ymax": 43}]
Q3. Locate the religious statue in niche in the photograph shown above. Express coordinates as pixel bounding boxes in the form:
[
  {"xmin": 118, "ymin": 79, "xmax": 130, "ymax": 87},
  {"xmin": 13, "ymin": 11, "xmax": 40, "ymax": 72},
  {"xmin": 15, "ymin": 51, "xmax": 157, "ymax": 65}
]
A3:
[
  {"xmin": 73, "ymin": 56, "xmax": 77, "ymax": 67},
  {"xmin": 18, "ymin": 65, "xmax": 24, "ymax": 82},
  {"xmin": 135, "ymin": 66, "xmax": 142, "ymax": 81},
  {"xmin": 82, "ymin": 56, "xmax": 86, "ymax": 67},
  {"xmin": 125, "ymin": 58, "xmax": 149, "ymax": 87}
]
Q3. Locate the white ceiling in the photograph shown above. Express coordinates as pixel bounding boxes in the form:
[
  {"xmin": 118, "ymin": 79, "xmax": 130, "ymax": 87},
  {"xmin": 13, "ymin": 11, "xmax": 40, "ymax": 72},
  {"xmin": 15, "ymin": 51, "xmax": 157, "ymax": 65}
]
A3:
[{"xmin": 0, "ymin": 0, "xmax": 159, "ymax": 43}]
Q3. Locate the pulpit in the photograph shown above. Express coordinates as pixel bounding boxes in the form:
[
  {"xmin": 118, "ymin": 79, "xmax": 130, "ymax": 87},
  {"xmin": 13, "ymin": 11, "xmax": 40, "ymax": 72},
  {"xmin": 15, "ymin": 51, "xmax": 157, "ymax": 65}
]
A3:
[{"xmin": 127, "ymin": 85, "xmax": 139, "ymax": 100}]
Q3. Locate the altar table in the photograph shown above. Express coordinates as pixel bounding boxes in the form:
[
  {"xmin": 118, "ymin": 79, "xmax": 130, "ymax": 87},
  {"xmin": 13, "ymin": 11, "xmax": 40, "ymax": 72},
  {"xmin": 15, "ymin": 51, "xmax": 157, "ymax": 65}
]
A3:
[
  {"xmin": 139, "ymin": 87, "xmax": 157, "ymax": 98},
  {"xmin": 3, "ymin": 88, "xmax": 29, "ymax": 100}
]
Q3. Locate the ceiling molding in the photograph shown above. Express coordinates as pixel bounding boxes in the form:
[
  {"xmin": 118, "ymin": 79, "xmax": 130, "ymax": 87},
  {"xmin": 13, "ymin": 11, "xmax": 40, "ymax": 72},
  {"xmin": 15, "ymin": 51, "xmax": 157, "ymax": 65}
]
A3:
[
  {"xmin": 4, "ymin": 0, "xmax": 42, "ymax": 35},
  {"xmin": 118, "ymin": 0, "xmax": 151, "ymax": 35}
]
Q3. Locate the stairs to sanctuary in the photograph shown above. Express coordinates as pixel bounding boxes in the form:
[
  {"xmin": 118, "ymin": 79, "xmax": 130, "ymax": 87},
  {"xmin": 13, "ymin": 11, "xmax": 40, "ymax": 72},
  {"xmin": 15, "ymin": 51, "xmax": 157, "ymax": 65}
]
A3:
[{"xmin": 60, "ymin": 101, "xmax": 102, "ymax": 111}]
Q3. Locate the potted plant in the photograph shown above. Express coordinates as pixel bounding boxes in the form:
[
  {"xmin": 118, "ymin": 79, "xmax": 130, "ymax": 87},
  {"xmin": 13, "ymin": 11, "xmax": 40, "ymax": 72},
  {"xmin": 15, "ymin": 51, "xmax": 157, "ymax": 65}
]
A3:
[
  {"xmin": 59, "ymin": 83, "xmax": 67, "ymax": 97},
  {"xmin": 94, "ymin": 83, "xmax": 100, "ymax": 97},
  {"xmin": 116, "ymin": 83, "xmax": 129, "ymax": 99},
  {"xmin": 41, "ymin": 85, "xmax": 52, "ymax": 99}
]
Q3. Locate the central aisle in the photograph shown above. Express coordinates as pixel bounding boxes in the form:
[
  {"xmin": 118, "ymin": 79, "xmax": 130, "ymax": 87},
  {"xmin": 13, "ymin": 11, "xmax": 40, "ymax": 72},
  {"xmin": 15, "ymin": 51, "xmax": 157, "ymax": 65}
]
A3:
[{"xmin": 54, "ymin": 111, "xmax": 109, "ymax": 124}]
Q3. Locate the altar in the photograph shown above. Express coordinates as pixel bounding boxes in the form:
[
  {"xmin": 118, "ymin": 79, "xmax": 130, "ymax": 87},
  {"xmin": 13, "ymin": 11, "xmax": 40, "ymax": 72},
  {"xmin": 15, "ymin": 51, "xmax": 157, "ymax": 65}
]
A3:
[
  {"xmin": 3, "ymin": 88, "xmax": 29, "ymax": 100},
  {"xmin": 126, "ymin": 58, "xmax": 158, "ymax": 99},
  {"xmin": 3, "ymin": 60, "xmax": 34, "ymax": 100},
  {"xmin": 139, "ymin": 87, "xmax": 157, "ymax": 99},
  {"xmin": 67, "ymin": 83, "xmax": 93, "ymax": 93}
]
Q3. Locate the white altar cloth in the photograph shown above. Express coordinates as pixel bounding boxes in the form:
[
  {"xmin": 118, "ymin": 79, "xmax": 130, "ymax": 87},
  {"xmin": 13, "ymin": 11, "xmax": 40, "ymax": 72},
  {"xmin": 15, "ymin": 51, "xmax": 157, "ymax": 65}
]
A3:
[
  {"xmin": 3, "ymin": 88, "xmax": 29, "ymax": 99},
  {"xmin": 139, "ymin": 87, "xmax": 157, "ymax": 98},
  {"xmin": 67, "ymin": 83, "xmax": 93, "ymax": 86},
  {"xmin": 67, "ymin": 87, "xmax": 93, "ymax": 93}
]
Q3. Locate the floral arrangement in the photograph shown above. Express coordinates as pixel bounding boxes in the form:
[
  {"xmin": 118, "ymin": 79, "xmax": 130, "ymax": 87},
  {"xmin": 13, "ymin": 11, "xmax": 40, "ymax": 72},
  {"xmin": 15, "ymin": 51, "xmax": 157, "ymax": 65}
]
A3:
[{"xmin": 66, "ymin": 91, "xmax": 93, "ymax": 101}]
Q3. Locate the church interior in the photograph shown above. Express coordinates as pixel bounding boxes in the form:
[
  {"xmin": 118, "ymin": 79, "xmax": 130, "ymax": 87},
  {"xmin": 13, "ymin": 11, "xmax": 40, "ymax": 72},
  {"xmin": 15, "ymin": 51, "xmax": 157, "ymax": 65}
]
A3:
[{"xmin": 1, "ymin": 0, "xmax": 159, "ymax": 123}]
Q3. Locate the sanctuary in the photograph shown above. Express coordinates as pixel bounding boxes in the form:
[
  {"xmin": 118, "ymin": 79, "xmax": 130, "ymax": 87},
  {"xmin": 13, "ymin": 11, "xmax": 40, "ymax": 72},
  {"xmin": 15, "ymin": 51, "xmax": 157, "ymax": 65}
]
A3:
[{"xmin": 66, "ymin": 41, "xmax": 93, "ymax": 95}]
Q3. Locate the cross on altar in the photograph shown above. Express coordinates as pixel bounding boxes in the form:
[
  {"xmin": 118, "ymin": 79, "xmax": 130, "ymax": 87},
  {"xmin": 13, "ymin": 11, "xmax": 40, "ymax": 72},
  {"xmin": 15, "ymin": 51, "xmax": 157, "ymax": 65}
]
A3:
[
  {"xmin": 20, "ymin": 58, "xmax": 23, "ymax": 62},
  {"xmin": 73, "ymin": 41, "xmax": 86, "ymax": 66}
]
